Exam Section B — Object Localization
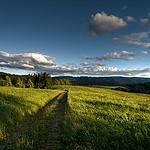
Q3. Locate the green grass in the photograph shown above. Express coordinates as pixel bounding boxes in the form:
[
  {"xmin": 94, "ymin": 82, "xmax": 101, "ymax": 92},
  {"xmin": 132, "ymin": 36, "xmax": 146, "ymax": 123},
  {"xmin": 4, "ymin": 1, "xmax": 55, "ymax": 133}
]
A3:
[
  {"xmin": 62, "ymin": 86, "xmax": 150, "ymax": 150},
  {"xmin": 0, "ymin": 85, "xmax": 150, "ymax": 149},
  {"xmin": 0, "ymin": 86, "xmax": 62, "ymax": 142},
  {"xmin": 2, "ymin": 92, "xmax": 67, "ymax": 150}
]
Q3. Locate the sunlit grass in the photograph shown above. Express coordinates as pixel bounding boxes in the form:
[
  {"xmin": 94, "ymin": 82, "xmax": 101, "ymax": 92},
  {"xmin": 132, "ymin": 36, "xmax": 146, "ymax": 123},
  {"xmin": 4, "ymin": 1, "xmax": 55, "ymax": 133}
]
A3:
[
  {"xmin": 4, "ymin": 92, "xmax": 67, "ymax": 150},
  {"xmin": 0, "ymin": 86, "xmax": 62, "ymax": 142},
  {"xmin": 1, "ymin": 85, "xmax": 150, "ymax": 149},
  {"xmin": 62, "ymin": 86, "xmax": 150, "ymax": 150}
]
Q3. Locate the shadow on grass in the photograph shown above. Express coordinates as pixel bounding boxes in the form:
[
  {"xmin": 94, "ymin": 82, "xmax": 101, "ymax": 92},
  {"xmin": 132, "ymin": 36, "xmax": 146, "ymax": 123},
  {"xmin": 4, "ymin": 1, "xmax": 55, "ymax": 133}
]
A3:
[
  {"xmin": 43, "ymin": 91, "xmax": 69, "ymax": 150},
  {"xmin": 70, "ymin": 116, "xmax": 150, "ymax": 150},
  {"xmin": 2, "ymin": 91, "xmax": 149, "ymax": 150},
  {"xmin": 0, "ymin": 92, "xmax": 40, "ymax": 136},
  {"xmin": 0, "ymin": 91, "xmax": 68, "ymax": 150}
]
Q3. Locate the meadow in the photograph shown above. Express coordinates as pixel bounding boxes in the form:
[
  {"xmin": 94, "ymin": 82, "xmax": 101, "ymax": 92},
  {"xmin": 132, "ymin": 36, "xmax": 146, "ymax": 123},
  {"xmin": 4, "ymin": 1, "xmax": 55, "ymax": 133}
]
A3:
[
  {"xmin": 62, "ymin": 86, "xmax": 150, "ymax": 150},
  {"xmin": 0, "ymin": 86, "xmax": 62, "ymax": 148},
  {"xmin": 0, "ymin": 86, "xmax": 150, "ymax": 149}
]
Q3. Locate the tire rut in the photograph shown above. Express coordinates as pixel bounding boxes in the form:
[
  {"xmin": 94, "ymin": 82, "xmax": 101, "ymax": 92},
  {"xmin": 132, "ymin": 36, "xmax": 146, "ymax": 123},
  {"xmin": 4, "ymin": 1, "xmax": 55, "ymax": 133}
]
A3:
[
  {"xmin": 0, "ymin": 91, "xmax": 67, "ymax": 150},
  {"xmin": 43, "ymin": 91, "xmax": 68, "ymax": 150}
]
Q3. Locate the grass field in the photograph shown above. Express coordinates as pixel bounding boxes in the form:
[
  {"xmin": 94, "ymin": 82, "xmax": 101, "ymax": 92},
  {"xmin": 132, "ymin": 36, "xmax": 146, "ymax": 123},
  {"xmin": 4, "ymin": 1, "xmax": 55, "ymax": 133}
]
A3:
[
  {"xmin": 0, "ymin": 86, "xmax": 62, "ymax": 144},
  {"xmin": 0, "ymin": 86, "xmax": 150, "ymax": 149},
  {"xmin": 62, "ymin": 86, "xmax": 150, "ymax": 150}
]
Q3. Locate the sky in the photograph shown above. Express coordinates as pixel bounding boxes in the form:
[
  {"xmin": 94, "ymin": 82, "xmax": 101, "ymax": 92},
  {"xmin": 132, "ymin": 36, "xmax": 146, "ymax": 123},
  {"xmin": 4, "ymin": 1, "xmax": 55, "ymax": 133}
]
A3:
[{"xmin": 0, "ymin": 0, "xmax": 150, "ymax": 77}]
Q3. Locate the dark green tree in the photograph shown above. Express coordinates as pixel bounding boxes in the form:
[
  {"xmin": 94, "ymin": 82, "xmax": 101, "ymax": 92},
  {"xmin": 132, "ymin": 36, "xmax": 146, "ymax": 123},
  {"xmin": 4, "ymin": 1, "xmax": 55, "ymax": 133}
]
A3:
[
  {"xmin": 53, "ymin": 79, "xmax": 60, "ymax": 85},
  {"xmin": 43, "ymin": 72, "xmax": 52, "ymax": 89},
  {"xmin": 5, "ymin": 76, "xmax": 12, "ymax": 87},
  {"xmin": 26, "ymin": 78, "xmax": 34, "ymax": 88},
  {"xmin": 0, "ymin": 77, "xmax": 6, "ymax": 86},
  {"xmin": 15, "ymin": 78, "xmax": 25, "ymax": 88}
]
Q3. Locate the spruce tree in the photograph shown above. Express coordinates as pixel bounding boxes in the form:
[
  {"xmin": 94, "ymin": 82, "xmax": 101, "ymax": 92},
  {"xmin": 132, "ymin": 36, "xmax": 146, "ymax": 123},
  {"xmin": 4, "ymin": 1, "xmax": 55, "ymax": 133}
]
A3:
[
  {"xmin": 5, "ymin": 76, "xmax": 12, "ymax": 87},
  {"xmin": 27, "ymin": 78, "xmax": 34, "ymax": 88},
  {"xmin": 15, "ymin": 78, "xmax": 25, "ymax": 88}
]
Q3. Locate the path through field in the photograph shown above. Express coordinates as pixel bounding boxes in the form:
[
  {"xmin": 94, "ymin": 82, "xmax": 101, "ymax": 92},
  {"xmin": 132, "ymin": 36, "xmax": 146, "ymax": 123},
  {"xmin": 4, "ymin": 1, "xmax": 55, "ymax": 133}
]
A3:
[{"xmin": 0, "ymin": 91, "xmax": 68, "ymax": 150}]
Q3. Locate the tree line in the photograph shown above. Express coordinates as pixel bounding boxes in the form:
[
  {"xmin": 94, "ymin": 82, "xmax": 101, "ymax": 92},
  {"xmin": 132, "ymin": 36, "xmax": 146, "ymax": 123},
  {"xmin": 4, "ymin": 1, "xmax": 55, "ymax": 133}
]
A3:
[
  {"xmin": 0, "ymin": 72, "xmax": 72, "ymax": 89},
  {"xmin": 114, "ymin": 82, "xmax": 150, "ymax": 94}
]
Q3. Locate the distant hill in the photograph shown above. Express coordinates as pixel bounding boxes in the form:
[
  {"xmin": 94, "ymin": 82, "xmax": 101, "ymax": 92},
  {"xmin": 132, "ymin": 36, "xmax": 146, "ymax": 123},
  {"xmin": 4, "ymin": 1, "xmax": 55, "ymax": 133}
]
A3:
[
  {"xmin": 53, "ymin": 76, "xmax": 150, "ymax": 86},
  {"xmin": 0, "ymin": 72, "xmax": 23, "ymax": 79},
  {"xmin": 1, "ymin": 72, "xmax": 150, "ymax": 86}
]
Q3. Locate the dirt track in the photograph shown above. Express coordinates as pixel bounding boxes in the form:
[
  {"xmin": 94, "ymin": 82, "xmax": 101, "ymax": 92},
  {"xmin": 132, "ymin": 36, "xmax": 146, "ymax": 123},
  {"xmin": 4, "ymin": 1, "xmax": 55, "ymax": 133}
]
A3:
[{"xmin": 0, "ymin": 91, "xmax": 68, "ymax": 150}]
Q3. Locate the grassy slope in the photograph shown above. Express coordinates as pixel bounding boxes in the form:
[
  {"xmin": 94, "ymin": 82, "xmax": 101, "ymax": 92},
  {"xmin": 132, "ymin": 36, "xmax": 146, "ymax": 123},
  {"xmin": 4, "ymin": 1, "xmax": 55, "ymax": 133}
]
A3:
[
  {"xmin": 62, "ymin": 86, "xmax": 150, "ymax": 150},
  {"xmin": 0, "ymin": 86, "xmax": 62, "ymax": 142},
  {"xmin": 3, "ymin": 92, "xmax": 67, "ymax": 150},
  {"xmin": 0, "ymin": 85, "xmax": 150, "ymax": 149}
]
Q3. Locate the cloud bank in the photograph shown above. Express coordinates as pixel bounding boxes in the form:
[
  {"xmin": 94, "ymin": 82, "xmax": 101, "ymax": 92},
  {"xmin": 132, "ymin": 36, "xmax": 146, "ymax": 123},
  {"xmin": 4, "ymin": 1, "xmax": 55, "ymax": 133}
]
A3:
[
  {"xmin": 0, "ymin": 51, "xmax": 149, "ymax": 77},
  {"xmin": 113, "ymin": 32, "xmax": 150, "ymax": 47},
  {"xmin": 89, "ymin": 12, "xmax": 127, "ymax": 36}
]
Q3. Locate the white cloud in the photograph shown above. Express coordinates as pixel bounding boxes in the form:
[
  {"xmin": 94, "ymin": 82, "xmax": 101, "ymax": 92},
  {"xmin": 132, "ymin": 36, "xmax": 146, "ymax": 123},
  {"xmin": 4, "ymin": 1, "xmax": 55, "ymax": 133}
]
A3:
[
  {"xmin": 113, "ymin": 32, "xmax": 150, "ymax": 48},
  {"xmin": 89, "ymin": 12, "xmax": 127, "ymax": 36},
  {"xmin": 85, "ymin": 51, "xmax": 134, "ymax": 61},
  {"xmin": 72, "ymin": 66, "xmax": 150, "ymax": 77},
  {"xmin": 80, "ymin": 61, "xmax": 89, "ymax": 66},
  {"xmin": 141, "ymin": 50, "xmax": 150, "ymax": 54},
  {"xmin": 30, "ymin": 53, "xmax": 53, "ymax": 64},
  {"xmin": 80, "ymin": 61, "xmax": 105, "ymax": 67},
  {"xmin": 140, "ymin": 12, "xmax": 150, "ymax": 25},
  {"xmin": 0, "ymin": 51, "xmax": 150, "ymax": 77},
  {"xmin": 140, "ymin": 18, "xmax": 150, "ymax": 25},
  {"xmin": 125, "ymin": 16, "xmax": 135, "ymax": 23},
  {"xmin": 121, "ymin": 50, "xmax": 134, "ymax": 55},
  {"xmin": 0, "ymin": 51, "xmax": 54, "ymax": 70},
  {"xmin": 125, "ymin": 57, "xmax": 134, "ymax": 60}
]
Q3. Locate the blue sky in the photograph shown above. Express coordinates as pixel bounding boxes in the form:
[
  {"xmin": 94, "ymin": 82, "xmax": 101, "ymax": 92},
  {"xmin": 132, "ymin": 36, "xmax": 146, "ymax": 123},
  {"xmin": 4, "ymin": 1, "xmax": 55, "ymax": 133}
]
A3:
[{"xmin": 0, "ymin": 0, "xmax": 150, "ymax": 77}]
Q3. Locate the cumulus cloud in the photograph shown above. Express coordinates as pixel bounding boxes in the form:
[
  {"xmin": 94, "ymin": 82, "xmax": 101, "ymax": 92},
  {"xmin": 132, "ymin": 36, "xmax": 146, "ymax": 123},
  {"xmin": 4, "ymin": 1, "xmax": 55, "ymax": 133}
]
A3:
[
  {"xmin": 88, "ymin": 12, "xmax": 127, "ymax": 36},
  {"xmin": 140, "ymin": 18, "xmax": 150, "ymax": 25},
  {"xmin": 113, "ymin": 32, "xmax": 150, "ymax": 48},
  {"xmin": 85, "ymin": 51, "xmax": 134, "ymax": 61},
  {"xmin": 125, "ymin": 16, "xmax": 135, "ymax": 23},
  {"xmin": 0, "ymin": 51, "xmax": 82, "ymax": 75},
  {"xmin": 0, "ymin": 51, "xmax": 54, "ymax": 70}
]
